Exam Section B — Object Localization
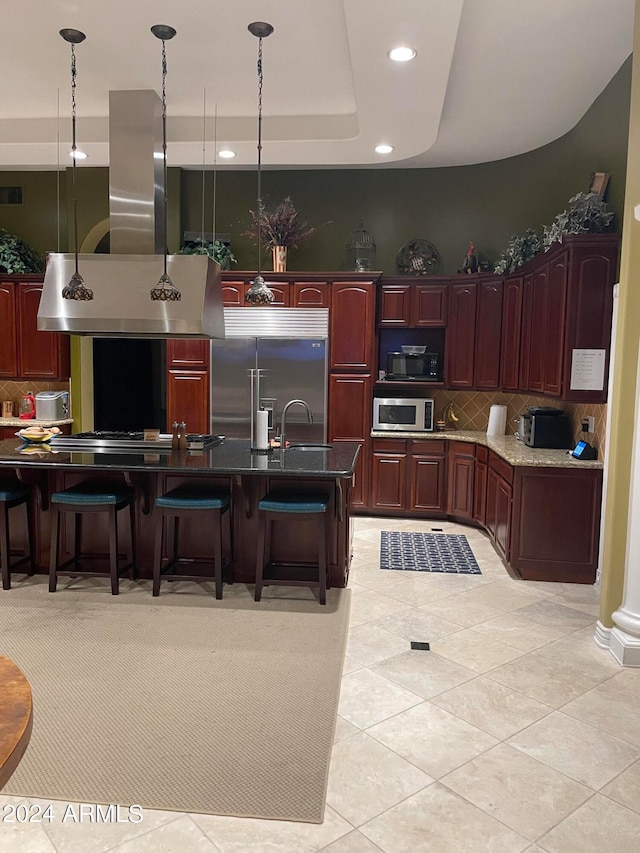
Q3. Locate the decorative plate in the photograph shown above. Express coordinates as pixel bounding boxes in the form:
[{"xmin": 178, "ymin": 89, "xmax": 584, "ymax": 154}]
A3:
[{"xmin": 396, "ymin": 239, "xmax": 442, "ymax": 275}]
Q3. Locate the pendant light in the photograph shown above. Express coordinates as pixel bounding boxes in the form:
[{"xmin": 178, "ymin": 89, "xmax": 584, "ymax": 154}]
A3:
[
  {"xmin": 150, "ymin": 24, "xmax": 181, "ymax": 302},
  {"xmin": 60, "ymin": 28, "xmax": 93, "ymax": 301},
  {"xmin": 245, "ymin": 22, "xmax": 275, "ymax": 305}
]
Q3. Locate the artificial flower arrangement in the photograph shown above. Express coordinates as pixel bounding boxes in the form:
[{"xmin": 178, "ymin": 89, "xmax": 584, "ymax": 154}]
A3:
[{"xmin": 244, "ymin": 196, "xmax": 317, "ymax": 249}]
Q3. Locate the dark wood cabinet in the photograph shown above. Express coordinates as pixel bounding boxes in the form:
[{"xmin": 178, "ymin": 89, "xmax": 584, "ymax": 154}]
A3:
[
  {"xmin": 266, "ymin": 283, "xmax": 290, "ymax": 307},
  {"xmin": 474, "ymin": 279, "xmax": 503, "ymax": 389},
  {"xmin": 330, "ymin": 281, "xmax": 376, "ymax": 371},
  {"xmin": 166, "ymin": 339, "xmax": 210, "ymax": 370},
  {"xmin": 500, "ymin": 276, "xmax": 523, "ymax": 391},
  {"xmin": 378, "ymin": 280, "xmax": 448, "ymax": 327},
  {"xmin": 485, "ymin": 451, "xmax": 513, "ymax": 561},
  {"xmin": 409, "ymin": 439, "xmax": 447, "ymax": 515},
  {"xmin": 473, "ymin": 445, "xmax": 488, "ymax": 524},
  {"xmin": 166, "ymin": 370, "xmax": 209, "ymax": 434},
  {"xmin": 221, "ymin": 282, "xmax": 247, "ymax": 306},
  {"xmin": 371, "ymin": 439, "xmax": 407, "ymax": 510},
  {"xmin": 370, "ymin": 438, "xmax": 446, "ymax": 516},
  {"xmin": 446, "ymin": 442, "xmax": 475, "ymax": 518},
  {"xmin": 0, "ymin": 276, "xmax": 70, "ymax": 380},
  {"xmin": 292, "ymin": 282, "xmax": 330, "ymax": 308},
  {"xmin": 328, "ymin": 372, "xmax": 373, "ymax": 509},
  {"xmin": 512, "ymin": 235, "xmax": 618, "ymax": 401},
  {"xmin": 0, "ymin": 282, "xmax": 18, "ymax": 377},
  {"xmin": 511, "ymin": 466, "xmax": 602, "ymax": 582},
  {"xmin": 446, "ymin": 282, "xmax": 477, "ymax": 388}
]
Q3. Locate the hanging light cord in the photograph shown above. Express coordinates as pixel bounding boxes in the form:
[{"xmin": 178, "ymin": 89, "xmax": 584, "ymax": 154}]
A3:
[
  {"xmin": 256, "ymin": 35, "xmax": 264, "ymax": 277},
  {"xmin": 160, "ymin": 37, "xmax": 169, "ymax": 277},
  {"xmin": 70, "ymin": 42, "xmax": 80, "ymax": 276}
]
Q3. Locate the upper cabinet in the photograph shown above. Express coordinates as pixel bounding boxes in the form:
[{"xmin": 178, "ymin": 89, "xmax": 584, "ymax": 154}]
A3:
[
  {"xmin": 0, "ymin": 275, "xmax": 70, "ymax": 380},
  {"xmin": 378, "ymin": 278, "xmax": 448, "ymax": 327},
  {"xmin": 445, "ymin": 281, "xmax": 477, "ymax": 388},
  {"xmin": 330, "ymin": 281, "xmax": 376, "ymax": 371},
  {"xmin": 513, "ymin": 235, "xmax": 618, "ymax": 402}
]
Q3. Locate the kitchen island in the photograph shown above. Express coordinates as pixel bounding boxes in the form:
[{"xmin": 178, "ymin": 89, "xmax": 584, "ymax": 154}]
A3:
[{"xmin": 0, "ymin": 438, "xmax": 361, "ymax": 589}]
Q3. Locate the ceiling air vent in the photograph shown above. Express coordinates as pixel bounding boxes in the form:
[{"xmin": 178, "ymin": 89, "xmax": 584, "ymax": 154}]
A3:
[{"xmin": 0, "ymin": 187, "xmax": 23, "ymax": 205}]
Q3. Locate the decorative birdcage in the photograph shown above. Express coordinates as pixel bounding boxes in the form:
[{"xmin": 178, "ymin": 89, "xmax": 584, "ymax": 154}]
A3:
[{"xmin": 345, "ymin": 221, "xmax": 376, "ymax": 272}]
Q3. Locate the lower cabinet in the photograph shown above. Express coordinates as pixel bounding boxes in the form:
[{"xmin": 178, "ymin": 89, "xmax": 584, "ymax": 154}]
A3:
[
  {"xmin": 485, "ymin": 452, "xmax": 513, "ymax": 561},
  {"xmin": 447, "ymin": 442, "xmax": 475, "ymax": 519},
  {"xmin": 366, "ymin": 437, "xmax": 603, "ymax": 584},
  {"xmin": 371, "ymin": 439, "xmax": 446, "ymax": 515}
]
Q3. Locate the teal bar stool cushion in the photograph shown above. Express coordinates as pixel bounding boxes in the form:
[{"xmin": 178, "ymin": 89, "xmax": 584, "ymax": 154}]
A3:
[
  {"xmin": 51, "ymin": 483, "xmax": 133, "ymax": 506},
  {"xmin": 258, "ymin": 492, "xmax": 329, "ymax": 514},
  {"xmin": 156, "ymin": 485, "xmax": 230, "ymax": 510},
  {"xmin": 0, "ymin": 483, "xmax": 30, "ymax": 503}
]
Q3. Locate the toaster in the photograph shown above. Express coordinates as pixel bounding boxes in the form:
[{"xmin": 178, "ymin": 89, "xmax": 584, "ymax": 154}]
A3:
[
  {"xmin": 35, "ymin": 391, "xmax": 69, "ymax": 421},
  {"xmin": 519, "ymin": 409, "xmax": 573, "ymax": 449}
]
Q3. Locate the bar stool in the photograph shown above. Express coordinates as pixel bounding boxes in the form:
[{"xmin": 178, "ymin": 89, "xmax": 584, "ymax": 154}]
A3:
[
  {"xmin": 255, "ymin": 491, "xmax": 331, "ymax": 605},
  {"xmin": 0, "ymin": 481, "xmax": 35, "ymax": 590},
  {"xmin": 49, "ymin": 481, "xmax": 136, "ymax": 595},
  {"xmin": 153, "ymin": 483, "xmax": 232, "ymax": 599}
]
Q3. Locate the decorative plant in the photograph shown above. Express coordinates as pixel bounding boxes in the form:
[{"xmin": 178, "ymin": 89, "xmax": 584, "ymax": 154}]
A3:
[
  {"xmin": 493, "ymin": 228, "xmax": 541, "ymax": 275},
  {"xmin": 178, "ymin": 237, "xmax": 236, "ymax": 271},
  {"xmin": 0, "ymin": 228, "xmax": 45, "ymax": 273},
  {"xmin": 542, "ymin": 191, "xmax": 615, "ymax": 250},
  {"xmin": 243, "ymin": 196, "xmax": 318, "ymax": 249}
]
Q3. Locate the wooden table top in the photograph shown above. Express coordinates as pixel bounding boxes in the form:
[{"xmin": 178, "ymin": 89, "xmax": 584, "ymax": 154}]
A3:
[{"xmin": 0, "ymin": 655, "xmax": 33, "ymax": 790}]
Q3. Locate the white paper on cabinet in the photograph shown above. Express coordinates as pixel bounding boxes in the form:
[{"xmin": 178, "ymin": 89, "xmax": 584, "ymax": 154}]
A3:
[{"xmin": 570, "ymin": 349, "xmax": 606, "ymax": 391}]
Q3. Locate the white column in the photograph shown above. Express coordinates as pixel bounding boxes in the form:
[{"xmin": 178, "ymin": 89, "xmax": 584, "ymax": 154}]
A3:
[{"xmin": 610, "ymin": 328, "xmax": 640, "ymax": 666}]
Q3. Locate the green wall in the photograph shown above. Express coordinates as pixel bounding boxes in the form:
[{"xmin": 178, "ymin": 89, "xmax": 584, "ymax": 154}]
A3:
[{"xmin": 1, "ymin": 57, "xmax": 631, "ymax": 275}]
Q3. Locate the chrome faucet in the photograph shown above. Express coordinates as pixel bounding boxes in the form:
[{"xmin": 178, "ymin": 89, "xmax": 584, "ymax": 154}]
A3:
[{"xmin": 280, "ymin": 399, "xmax": 313, "ymax": 450}]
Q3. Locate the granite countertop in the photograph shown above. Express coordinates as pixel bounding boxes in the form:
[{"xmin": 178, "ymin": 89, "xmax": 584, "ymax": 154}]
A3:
[
  {"xmin": 0, "ymin": 418, "xmax": 74, "ymax": 427},
  {"xmin": 370, "ymin": 430, "xmax": 603, "ymax": 469},
  {"xmin": 0, "ymin": 437, "xmax": 361, "ymax": 478}
]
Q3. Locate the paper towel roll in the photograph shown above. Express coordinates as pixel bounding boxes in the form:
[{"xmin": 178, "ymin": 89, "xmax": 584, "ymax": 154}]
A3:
[
  {"xmin": 255, "ymin": 409, "xmax": 269, "ymax": 450},
  {"xmin": 487, "ymin": 404, "xmax": 507, "ymax": 436}
]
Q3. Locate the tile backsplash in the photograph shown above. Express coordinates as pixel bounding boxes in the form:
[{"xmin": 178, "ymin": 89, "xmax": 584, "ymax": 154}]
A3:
[
  {"xmin": 431, "ymin": 390, "xmax": 606, "ymax": 454},
  {"xmin": 0, "ymin": 380, "xmax": 70, "ymax": 417}
]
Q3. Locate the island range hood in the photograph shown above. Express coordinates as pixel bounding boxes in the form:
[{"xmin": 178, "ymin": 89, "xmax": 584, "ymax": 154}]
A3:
[{"xmin": 38, "ymin": 90, "xmax": 225, "ymax": 339}]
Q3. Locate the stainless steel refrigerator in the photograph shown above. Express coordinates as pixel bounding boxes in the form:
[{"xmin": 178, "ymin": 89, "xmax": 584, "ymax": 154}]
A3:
[{"xmin": 210, "ymin": 308, "xmax": 329, "ymax": 444}]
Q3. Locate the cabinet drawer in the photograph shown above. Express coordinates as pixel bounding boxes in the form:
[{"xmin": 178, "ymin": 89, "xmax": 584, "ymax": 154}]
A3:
[
  {"xmin": 489, "ymin": 451, "xmax": 513, "ymax": 485},
  {"xmin": 373, "ymin": 438, "xmax": 407, "ymax": 453},
  {"xmin": 411, "ymin": 439, "xmax": 446, "ymax": 455},
  {"xmin": 450, "ymin": 441, "xmax": 475, "ymax": 458},
  {"xmin": 476, "ymin": 445, "xmax": 488, "ymax": 464}
]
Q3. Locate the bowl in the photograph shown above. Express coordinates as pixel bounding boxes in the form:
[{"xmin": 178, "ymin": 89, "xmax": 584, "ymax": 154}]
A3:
[
  {"xmin": 16, "ymin": 429, "xmax": 56, "ymax": 443},
  {"xmin": 401, "ymin": 345, "xmax": 426, "ymax": 355}
]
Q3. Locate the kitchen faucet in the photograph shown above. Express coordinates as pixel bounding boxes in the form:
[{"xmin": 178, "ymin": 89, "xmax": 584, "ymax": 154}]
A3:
[{"xmin": 280, "ymin": 399, "xmax": 313, "ymax": 450}]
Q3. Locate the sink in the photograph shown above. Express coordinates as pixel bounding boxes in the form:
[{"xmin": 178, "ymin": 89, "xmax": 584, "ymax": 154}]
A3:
[{"xmin": 287, "ymin": 443, "xmax": 333, "ymax": 451}]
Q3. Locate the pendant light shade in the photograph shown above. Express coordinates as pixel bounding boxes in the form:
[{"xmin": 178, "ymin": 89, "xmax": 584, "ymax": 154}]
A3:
[
  {"xmin": 245, "ymin": 21, "xmax": 275, "ymax": 306},
  {"xmin": 150, "ymin": 24, "xmax": 182, "ymax": 302},
  {"xmin": 60, "ymin": 28, "xmax": 93, "ymax": 301}
]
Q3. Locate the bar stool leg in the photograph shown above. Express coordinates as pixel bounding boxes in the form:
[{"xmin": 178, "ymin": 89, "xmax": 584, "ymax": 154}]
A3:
[
  {"xmin": 74, "ymin": 512, "xmax": 82, "ymax": 569},
  {"xmin": 108, "ymin": 505, "xmax": 119, "ymax": 595},
  {"xmin": 318, "ymin": 515, "xmax": 327, "ymax": 606},
  {"xmin": 0, "ymin": 503, "xmax": 10, "ymax": 591},
  {"xmin": 129, "ymin": 500, "xmax": 137, "ymax": 580},
  {"xmin": 255, "ymin": 512, "xmax": 266, "ymax": 602},
  {"xmin": 49, "ymin": 505, "xmax": 60, "ymax": 592},
  {"xmin": 152, "ymin": 509, "xmax": 164, "ymax": 597},
  {"xmin": 325, "ymin": 509, "xmax": 332, "ymax": 591},
  {"xmin": 26, "ymin": 500, "xmax": 36, "ymax": 576},
  {"xmin": 213, "ymin": 507, "xmax": 223, "ymax": 600}
]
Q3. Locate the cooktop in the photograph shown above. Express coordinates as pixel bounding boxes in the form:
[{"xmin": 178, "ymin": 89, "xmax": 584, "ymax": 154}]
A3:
[{"xmin": 49, "ymin": 432, "xmax": 224, "ymax": 452}]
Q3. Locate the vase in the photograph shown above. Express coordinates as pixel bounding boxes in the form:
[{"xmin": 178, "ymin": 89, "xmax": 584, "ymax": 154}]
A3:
[{"xmin": 272, "ymin": 245, "xmax": 287, "ymax": 273}]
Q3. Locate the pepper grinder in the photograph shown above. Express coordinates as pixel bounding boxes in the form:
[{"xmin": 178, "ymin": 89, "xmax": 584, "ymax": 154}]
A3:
[
  {"xmin": 178, "ymin": 421, "xmax": 187, "ymax": 452},
  {"xmin": 171, "ymin": 421, "xmax": 180, "ymax": 451}
]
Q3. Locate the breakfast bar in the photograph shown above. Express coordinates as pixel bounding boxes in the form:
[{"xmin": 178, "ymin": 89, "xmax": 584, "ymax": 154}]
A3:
[{"xmin": 0, "ymin": 438, "xmax": 361, "ymax": 589}]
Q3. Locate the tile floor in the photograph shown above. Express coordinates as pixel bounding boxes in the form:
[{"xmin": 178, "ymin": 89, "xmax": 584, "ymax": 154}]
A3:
[{"xmin": 2, "ymin": 515, "xmax": 640, "ymax": 852}]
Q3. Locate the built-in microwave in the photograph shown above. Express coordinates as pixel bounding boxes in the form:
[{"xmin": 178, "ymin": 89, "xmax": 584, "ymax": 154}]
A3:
[
  {"xmin": 386, "ymin": 351, "xmax": 440, "ymax": 381},
  {"xmin": 373, "ymin": 397, "xmax": 435, "ymax": 432}
]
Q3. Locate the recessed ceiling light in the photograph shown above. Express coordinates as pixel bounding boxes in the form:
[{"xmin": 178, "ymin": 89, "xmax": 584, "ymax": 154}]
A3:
[
  {"xmin": 388, "ymin": 46, "xmax": 416, "ymax": 62},
  {"xmin": 218, "ymin": 149, "xmax": 236, "ymax": 159},
  {"xmin": 69, "ymin": 149, "xmax": 87, "ymax": 160},
  {"xmin": 375, "ymin": 144, "xmax": 394, "ymax": 155}
]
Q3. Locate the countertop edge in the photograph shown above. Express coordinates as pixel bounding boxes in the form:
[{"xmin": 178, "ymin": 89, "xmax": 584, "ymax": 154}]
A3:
[{"xmin": 0, "ymin": 418, "xmax": 74, "ymax": 427}]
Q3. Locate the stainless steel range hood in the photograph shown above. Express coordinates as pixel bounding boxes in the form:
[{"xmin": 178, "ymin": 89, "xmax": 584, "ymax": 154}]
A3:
[{"xmin": 37, "ymin": 90, "xmax": 225, "ymax": 339}]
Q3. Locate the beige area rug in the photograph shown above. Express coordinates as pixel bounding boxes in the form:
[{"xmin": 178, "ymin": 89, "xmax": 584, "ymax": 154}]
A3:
[{"xmin": 0, "ymin": 579, "xmax": 350, "ymax": 823}]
